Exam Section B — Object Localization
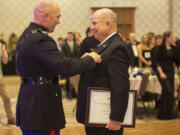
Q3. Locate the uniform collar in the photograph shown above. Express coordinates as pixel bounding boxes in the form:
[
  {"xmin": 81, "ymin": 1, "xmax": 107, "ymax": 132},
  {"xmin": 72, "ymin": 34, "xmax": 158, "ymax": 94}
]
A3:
[{"xmin": 30, "ymin": 22, "xmax": 48, "ymax": 32}]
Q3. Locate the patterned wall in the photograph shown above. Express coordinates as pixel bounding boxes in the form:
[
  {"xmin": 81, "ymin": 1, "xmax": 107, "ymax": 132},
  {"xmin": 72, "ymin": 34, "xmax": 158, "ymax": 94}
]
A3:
[
  {"xmin": 0, "ymin": 0, "xmax": 179, "ymax": 43},
  {"xmin": 0, "ymin": 0, "xmax": 37, "ymax": 42},
  {"xmin": 135, "ymin": 0, "xmax": 169, "ymax": 40},
  {"xmin": 91, "ymin": 0, "xmax": 137, "ymax": 7},
  {"xmin": 173, "ymin": 0, "xmax": 180, "ymax": 38}
]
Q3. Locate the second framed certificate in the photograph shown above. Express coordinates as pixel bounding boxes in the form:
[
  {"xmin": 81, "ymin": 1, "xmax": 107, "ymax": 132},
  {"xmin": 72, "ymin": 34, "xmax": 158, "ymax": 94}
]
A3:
[{"xmin": 85, "ymin": 87, "xmax": 137, "ymax": 128}]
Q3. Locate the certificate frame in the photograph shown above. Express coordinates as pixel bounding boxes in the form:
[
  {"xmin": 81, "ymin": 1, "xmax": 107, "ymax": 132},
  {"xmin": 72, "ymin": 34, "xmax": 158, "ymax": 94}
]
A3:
[{"xmin": 85, "ymin": 87, "xmax": 137, "ymax": 128}]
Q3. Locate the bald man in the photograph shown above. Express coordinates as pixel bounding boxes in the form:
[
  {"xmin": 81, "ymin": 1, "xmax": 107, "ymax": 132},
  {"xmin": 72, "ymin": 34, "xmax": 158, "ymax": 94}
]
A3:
[
  {"xmin": 76, "ymin": 8, "xmax": 130, "ymax": 135},
  {"xmin": 15, "ymin": 0, "xmax": 101, "ymax": 135}
]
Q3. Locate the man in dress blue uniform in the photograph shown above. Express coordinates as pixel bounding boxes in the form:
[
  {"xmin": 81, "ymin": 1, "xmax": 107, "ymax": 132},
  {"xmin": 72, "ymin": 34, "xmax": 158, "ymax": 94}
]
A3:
[{"xmin": 15, "ymin": 0, "xmax": 101, "ymax": 135}]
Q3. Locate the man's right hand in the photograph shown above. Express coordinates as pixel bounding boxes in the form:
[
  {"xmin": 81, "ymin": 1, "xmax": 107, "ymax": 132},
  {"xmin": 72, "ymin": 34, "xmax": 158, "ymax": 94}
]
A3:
[
  {"xmin": 160, "ymin": 72, "xmax": 167, "ymax": 79},
  {"xmin": 106, "ymin": 119, "xmax": 121, "ymax": 131},
  {"xmin": 88, "ymin": 52, "xmax": 102, "ymax": 63}
]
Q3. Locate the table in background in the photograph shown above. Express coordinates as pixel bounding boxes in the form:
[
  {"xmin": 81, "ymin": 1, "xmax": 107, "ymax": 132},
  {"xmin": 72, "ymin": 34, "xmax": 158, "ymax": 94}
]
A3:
[{"xmin": 130, "ymin": 74, "xmax": 179, "ymax": 95}]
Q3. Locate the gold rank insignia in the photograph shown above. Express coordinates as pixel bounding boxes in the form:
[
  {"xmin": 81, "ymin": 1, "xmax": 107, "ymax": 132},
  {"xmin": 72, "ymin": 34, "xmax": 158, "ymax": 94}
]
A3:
[
  {"xmin": 31, "ymin": 29, "xmax": 37, "ymax": 34},
  {"xmin": 38, "ymin": 28, "xmax": 48, "ymax": 35}
]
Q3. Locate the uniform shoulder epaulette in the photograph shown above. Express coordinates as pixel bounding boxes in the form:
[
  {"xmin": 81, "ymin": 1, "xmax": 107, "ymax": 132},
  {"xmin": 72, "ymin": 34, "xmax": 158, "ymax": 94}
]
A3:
[
  {"xmin": 31, "ymin": 28, "xmax": 48, "ymax": 35},
  {"xmin": 31, "ymin": 29, "xmax": 38, "ymax": 34},
  {"xmin": 37, "ymin": 28, "xmax": 48, "ymax": 35}
]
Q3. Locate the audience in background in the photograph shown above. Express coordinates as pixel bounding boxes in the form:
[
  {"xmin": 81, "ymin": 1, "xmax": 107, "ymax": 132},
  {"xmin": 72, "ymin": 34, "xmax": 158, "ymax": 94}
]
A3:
[
  {"xmin": 80, "ymin": 27, "xmax": 100, "ymax": 55},
  {"xmin": 148, "ymin": 32, "xmax": 155, "ymax": 41},
  {"xmin": 85, "ymin": 27, "xmax": 94, "ymax": 37},
  {"xmin": 62, "ymin": 32, "xmax": 80, "ymax": 99},
  {"xmin": 175, "ymin": 36, "xmax": 180, "ymax": 43},
  {"xmin": 57, "ymin": 37, "xmax": 64, "ymax": 51},
  {"xmin": 155, "ymin": 34, "xmax": 163, "ymax": 46},
  {"xmin": 118, "ymin": 32, "xmax": 126, "ymax": 42},
  {"xmin": 62, "ymin": 32, "xmax": 80, "ymax": 57},
  {"xmin": 1, "ymin": 29, "xmax": 180, "ymax": 118},
  {"xmin": 8, "ymin": 33, "xmax": 18, "ymax": 61},
  {"xmin": 0, "ymin": 42, "xmax": 16, "ymax": 125},
  {"xmin": 8, "ymin": 33, "xmax": 18, "ymax": 51},
  {"xmin": 127, "ymin": 32, "xmax": 140, "ymax": 67},
  {"xmin": 151, "ymin": 34, "xmax": 163, "ymax": 109},
  {"xmin": 74, "ymin": 32, "xmax": 83, "ymax": 47},
  {"xmin": 149, "ymin": 35, "xmax": 156, "ymax": 47},
  {"xmin": 152, "ymin": 31, "xmax": 180, "ymax": 120},
  {"xmin": 0, "ymin": 34, "xmax": 7, "ymax": 48},
  {"xmin": 175, "ymin": 38, "xmax": 180, "ymax": 111},
  {"xmin": 151, "ymin": 34, "xmax": 163, "ymax": 73},
  {"xmin": 137, "ymin": 34, "xmax": 153, "ymax": 68}
]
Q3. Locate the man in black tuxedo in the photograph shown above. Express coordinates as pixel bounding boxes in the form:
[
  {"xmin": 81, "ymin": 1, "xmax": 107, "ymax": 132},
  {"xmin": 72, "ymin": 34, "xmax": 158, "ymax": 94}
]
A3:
[
  {"xmin": 127, "ymin": 32, "xmax": 140, "ymax": 67},
  {"xmin": 76, "ymin": 8, "xmax": 130, "ymax": 135},
  {"xmin": 15, "ymin": 0, "xmax": 101, "ymax": 135}
]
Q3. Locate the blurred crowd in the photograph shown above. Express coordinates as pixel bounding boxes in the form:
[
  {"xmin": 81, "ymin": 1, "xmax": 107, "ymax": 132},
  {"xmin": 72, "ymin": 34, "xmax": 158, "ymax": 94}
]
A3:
[
  {"xmin": 56, "ymin": 29, "xmax": 180, "ymax": 120},
  {"xmin": 1, "ymin": 27, "xmax": 180, "ymax": 121}
]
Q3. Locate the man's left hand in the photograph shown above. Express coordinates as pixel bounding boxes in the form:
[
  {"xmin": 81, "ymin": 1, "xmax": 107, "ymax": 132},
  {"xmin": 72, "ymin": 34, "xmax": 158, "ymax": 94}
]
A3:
[{"xmin": 106, "ymin": 119, "xmax": 121, "ymax": 131}]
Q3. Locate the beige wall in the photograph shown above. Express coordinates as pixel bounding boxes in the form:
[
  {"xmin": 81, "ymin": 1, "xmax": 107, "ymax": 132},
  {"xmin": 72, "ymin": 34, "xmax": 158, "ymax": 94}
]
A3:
[
  {"xmin": 173, "ymin": 0, "xmax": 180, "ymax": 38},
  {"xmin": 135, "ymin": 0, "xmax": 169, "ymax": 39},
  {"xmin": 0, "ymin": 0, "xmax": 179, "ymax": 43}
]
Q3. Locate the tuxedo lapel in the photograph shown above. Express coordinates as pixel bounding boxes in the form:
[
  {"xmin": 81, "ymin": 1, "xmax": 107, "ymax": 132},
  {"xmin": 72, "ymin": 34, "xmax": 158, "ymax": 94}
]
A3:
[
  {"xmin": 94, "ymin": 44, "xmax": 107, "ymax": 54},
  {"xmin": 94, "ymin": 33, "xmax": 120, "ymax": 54}
]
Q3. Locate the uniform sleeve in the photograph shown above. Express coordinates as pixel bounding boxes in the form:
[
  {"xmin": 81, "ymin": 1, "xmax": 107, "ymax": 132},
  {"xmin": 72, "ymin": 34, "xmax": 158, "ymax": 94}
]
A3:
[
  {"xmin": 32, "ymin": 36, "xmax": 96, "ymax": 77},
  {"xmin": 107, "ymin": 45, "xmax": 130, "ymax": 122}
]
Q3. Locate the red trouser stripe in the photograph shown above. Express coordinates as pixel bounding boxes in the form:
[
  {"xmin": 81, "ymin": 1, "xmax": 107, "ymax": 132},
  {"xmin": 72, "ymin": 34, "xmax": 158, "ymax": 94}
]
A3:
[{"xmin": 50, "ymin": 129, "xmax": 55, "ymax": 135}]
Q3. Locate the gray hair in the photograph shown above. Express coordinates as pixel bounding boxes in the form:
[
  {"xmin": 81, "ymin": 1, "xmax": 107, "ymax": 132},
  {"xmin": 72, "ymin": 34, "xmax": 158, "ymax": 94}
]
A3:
[{"xmin": 94, "ymin": 8, "xmax": 117, "ymax": 24}]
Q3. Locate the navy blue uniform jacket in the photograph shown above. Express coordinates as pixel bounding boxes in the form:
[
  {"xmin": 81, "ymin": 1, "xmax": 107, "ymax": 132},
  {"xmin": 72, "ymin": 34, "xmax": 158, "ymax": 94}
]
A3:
[{"xmin": 16, "ymin": 23, "xmax": 95, "ymax": 130}]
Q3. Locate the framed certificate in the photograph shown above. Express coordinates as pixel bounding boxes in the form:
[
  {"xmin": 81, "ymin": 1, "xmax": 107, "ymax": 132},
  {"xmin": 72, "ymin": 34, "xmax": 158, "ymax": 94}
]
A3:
[{"xmin": 85, "ymin": 87, "xmax": 137, "ymax": 128}]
